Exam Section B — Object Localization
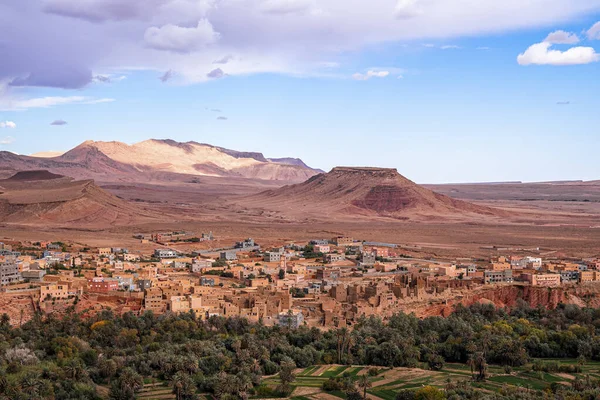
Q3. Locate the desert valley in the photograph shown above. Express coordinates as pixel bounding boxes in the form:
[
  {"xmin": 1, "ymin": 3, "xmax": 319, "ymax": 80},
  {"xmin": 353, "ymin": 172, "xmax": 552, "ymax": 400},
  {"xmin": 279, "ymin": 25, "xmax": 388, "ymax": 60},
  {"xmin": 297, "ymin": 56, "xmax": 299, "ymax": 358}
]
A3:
[
  {"xmin": 5, "ymin": 4, "xmax": 600, "ymax": 399},
  {"xmin": 2, "ymin": 139, "xmax": 600, "ymax": 258}
]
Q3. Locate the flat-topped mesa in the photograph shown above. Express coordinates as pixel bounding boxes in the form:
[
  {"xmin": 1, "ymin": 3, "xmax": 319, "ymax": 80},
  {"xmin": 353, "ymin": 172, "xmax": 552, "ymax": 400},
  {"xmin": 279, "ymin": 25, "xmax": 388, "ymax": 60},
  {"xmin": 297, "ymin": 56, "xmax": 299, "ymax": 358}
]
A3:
[
  {"xmin": 7, "ymin": 170, "xmax": 65, "ymax": 181},
  {"xmin": 329, "ymin": 166, "xmax": 401, "ymax": 178},
  {"xmin": 245, "ymin": 164, "xmax": 505, "ymax": 220}
]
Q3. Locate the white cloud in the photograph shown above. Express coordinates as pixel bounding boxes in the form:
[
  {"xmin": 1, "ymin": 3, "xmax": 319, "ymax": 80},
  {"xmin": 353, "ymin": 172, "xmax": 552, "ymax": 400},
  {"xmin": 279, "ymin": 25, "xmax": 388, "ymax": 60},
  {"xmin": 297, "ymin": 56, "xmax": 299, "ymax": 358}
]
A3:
[
  {"xmin": 517, "ymin": 41, "xmax": 599, "ymax": 66},
  {"xmin": 0, "ymin": 121, "xmax": 16, "ymax": 129},
  {"xmin": 144, "ymin": 19, "xmax": 219, "ymax": 53},
  {"xmin": 352, "ymin": 70, "xmax": 390, "ymax": 80},
  {"xmin": 0, "ymin": 95, "xmax": 115, "ymax": 111},
  {"xmin": 441, "ymin": 45, "xmax": 461, "ymax": 49},
  {"xmin": 588, "ymin": 21, "xmax": 600, "ymax": 40},
  {"xmin": 5, "ymin": 0, "xmax": 600, "ymax": 86},
  {"xmin": 260, "ymin": 0, "xmax": 316, "ymax": 15},
  {"xmin": 395, "ymin": 0, "xmax": 423, "ymax": 19},
  {"xmin": 544, "ymin": 30, "xmax": 580, "ymax": 44},
  {"xmin": 0, "ymin": 136, "xmax": 15, "ymax": 145}
]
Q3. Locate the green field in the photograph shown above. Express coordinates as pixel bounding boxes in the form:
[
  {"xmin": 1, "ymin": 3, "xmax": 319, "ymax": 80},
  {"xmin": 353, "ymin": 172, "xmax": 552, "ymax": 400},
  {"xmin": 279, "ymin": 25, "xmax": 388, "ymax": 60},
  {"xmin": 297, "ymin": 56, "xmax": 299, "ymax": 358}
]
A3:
[{"xmin": 259, "ymin": 359, "xmax": 600, "ymax": 400}]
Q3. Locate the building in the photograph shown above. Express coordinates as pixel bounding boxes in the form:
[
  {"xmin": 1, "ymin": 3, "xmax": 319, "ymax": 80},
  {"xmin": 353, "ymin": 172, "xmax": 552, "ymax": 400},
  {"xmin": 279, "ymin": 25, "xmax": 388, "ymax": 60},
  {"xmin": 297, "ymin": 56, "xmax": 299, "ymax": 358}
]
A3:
[
  {"xmin": 137, "ymin": 279, "xmax": 153, "ymax": 290},
  {"xmin": 123, "ymin": 253, "xmax": 140, "ymax": 262},
  {"xmin": 88, "ymin": 277, "xmax": 119, "ymax": 293},
  {"xmin": 522, "ymin": 257, "xmax": 542, "ymax": 269},
  {"xmin": 235, "ymin": 238, "xmax": 255, "ymax": 249},
  {"xmin": 21, "ymin": 269, "xmax": 46, "ymax": 282},
  {"xmin": 525, "ymin": 273, "xmax": 561, "ymax": 287},
  {"xmin": 360, "ymin": 252, "xmax": 376, "ymax": 267},
  {"xmin": 313, "ymin": 244, "xmax": 331, "ymax": 254},
  {"xmin": 560, "ymin": 270, "xmax": 579, "ymax": 283},
  {"xmin": 201, "ymin": 277, "xmax": 217, "ymax": 286},
  {"xmin": 154, "ymin": 249, "xmax": 178, "ymax": 259},
  {"xmin": 144, "ymin": 287, "xmax": 166, "ymax": 314},
  {"xmin": 317, "ymin": 267, "xmax": 342, "ymax": 281},
  {"xmin": 98, "ymin": 248, "xmax": 112, "ymax": 256},
  {"xmin": 0, "ymin": 260, "xmax": 22, "ymax": 286},
  {"xmin": 325, "ymin": 253, "xmax": 345, "ymax": 263},
  {"xmin": 41, "ymin": 284, "xmax": 70, "ymax": 301},
  {"xmin": 484, "ymin": 269, "xmax": 513, "ymax": 284},
  {"xmin": 579, "ymin": 271, "xmax": 596, "ymax": 283},
  {"xmin": 191, "ymin": 259, "xmax": 212, "ymax": 273},
  {"xmin": 264, "ymin": 252, "xmax": 282, "ymax": 263},
  {"xmin": 278, "ymin": 310, "xmax": 304, "ymax": 328},
  {"xmin": 151, "ymin": 231, "xmax": 193, "ymax": 243},
  {"xmin": 310, "ymin": 239, "xmax": 330, "ymax": 246},
  {"xmin": 333, "ymin": 236, "xmax": 354, "ymax": 246},
  {"xmin": 489, "ymin": 262, "xmax": 511, "ymax": 271},
  {"xmin": 220, "ymin": 250, "xmax": 238, "ymax": 261}
]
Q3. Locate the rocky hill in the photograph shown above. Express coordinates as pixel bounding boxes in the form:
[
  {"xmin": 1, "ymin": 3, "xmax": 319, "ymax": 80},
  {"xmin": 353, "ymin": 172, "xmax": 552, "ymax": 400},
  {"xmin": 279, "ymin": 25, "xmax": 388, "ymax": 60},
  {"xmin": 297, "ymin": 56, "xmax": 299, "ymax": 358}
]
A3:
[
  {"xmin": 0, "ymin": 171, "xmax": 158, "ymax": 227},
  {"xmin": 240, "ymin": 167, "xmax": 506, "ymax": 222}
]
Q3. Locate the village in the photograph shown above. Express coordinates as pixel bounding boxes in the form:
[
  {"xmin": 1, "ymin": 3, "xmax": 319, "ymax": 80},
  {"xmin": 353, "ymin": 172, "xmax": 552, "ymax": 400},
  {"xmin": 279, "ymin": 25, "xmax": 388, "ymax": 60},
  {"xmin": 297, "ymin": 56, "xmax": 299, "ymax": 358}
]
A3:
[{"xmin": 1, "ymin": 230, "xmax": 600, "ymax": 328}]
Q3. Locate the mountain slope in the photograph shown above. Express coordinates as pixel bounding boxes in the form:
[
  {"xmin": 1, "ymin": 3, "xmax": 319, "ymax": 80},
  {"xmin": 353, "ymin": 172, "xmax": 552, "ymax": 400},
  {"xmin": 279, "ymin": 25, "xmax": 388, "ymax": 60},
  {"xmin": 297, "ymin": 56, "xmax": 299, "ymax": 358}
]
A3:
[
  {"xmin": 239, "ymin": 167, "xmax": 507, "ymax": 222},
  {"xmin": 0, "ymin": 139, "xmax": 321, "ymax": 184},
  {"xmin": 59, "ymin": 139, "xmax": 320, "ymax": 182},
  {"xmin": 0, "ymin": 171, "xmax": 158, "ymax": 227}
]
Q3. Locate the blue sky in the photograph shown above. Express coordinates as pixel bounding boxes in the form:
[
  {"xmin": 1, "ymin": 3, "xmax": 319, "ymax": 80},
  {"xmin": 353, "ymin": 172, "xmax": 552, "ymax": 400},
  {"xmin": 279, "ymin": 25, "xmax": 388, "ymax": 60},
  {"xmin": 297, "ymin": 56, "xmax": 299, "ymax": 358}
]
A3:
[{"xmin": 1, "ymin": 1, "xmax": 600, "ymax": 183}]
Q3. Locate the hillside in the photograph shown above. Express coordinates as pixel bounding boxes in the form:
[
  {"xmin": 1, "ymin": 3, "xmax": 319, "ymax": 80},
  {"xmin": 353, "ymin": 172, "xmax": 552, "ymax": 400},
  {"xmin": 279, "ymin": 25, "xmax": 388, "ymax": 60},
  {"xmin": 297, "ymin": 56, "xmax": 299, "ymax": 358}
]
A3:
[
  {"xmin": 72, "ymin": 139, "xmax": 319, "ymax": 181},
  {"xmin": 239, "ymin": 167, "xmax": 506, "ymax": 222},
  {"xmin": 0, "ymin": 171, "xmax": 158, "ymax": 227}
]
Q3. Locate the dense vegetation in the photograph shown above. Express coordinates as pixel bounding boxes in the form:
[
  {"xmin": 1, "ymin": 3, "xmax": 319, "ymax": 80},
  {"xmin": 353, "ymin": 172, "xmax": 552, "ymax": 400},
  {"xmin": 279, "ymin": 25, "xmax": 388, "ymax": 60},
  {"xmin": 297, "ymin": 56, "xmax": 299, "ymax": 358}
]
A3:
[{"xmin": 3, "ymin": 301, "xmax": 600, "ymax": 399}]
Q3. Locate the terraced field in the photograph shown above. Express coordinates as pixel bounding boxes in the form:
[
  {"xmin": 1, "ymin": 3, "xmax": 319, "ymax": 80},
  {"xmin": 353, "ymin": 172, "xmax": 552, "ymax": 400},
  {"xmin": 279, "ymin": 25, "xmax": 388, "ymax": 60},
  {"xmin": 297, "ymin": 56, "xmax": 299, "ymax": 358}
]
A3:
[
  {"xmin": 137, "ymin": 382, "xmax": 175, "ymax": 400},
  {"xmin": 259, "ymin": 359, "xmax": 600, "ymax": 400}
]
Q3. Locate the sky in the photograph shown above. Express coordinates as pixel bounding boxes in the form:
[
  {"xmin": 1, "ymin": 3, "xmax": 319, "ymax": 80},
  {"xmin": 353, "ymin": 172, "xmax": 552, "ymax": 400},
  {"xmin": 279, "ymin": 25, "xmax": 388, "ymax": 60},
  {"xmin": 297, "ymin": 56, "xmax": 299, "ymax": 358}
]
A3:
[{"xmin": 1, "ymin": 1, "xmax": 600, "ymax": 184}]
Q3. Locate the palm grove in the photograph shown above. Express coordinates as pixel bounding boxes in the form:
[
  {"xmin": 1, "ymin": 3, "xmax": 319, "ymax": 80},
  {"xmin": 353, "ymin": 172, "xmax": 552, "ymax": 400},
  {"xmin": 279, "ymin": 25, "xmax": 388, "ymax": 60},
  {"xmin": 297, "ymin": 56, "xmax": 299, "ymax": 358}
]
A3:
[{"xmin": 3, "ymin": 302, "xmax": 600, "ymax": 399}]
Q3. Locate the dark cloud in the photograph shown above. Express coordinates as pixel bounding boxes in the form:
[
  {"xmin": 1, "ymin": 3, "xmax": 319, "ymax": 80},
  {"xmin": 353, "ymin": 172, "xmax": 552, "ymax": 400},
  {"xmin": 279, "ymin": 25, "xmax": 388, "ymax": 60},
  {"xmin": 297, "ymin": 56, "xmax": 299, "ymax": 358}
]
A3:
[
  {"xmin": 216, "ymin": 116, "xmax": 228, "ymax": 120},
  {"xmin": 207, "ymin": 68, "xmax": 225, "ymax": 79},
  {"xmin": 42, "ymin": 0, "xmax": 158, "ymax": 23},
  {"xmin": 50, "ymin": 120, "xmax": 68, "ymax": 126},
  {"xmin": 93, "ymin": 75, "xmax": 111, "ymax": 83},
  {"xmin": 0, "ymin": 3, "xmax": 105, "ymax": 89},
  {"xmin": 159, "ymin": 70, "xmax": 174, "ymax": 82},
  {"xmin": 213, "ymin": 55, "xmax": 233, "ymax": 64}
]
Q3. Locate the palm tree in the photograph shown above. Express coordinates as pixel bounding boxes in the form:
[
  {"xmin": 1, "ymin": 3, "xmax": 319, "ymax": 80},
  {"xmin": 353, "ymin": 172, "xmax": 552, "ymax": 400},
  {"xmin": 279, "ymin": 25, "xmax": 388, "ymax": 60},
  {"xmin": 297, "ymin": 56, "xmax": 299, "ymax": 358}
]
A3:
[
  {"xmin": 467, "ymin": 353, "xmax": 475, "ymax": 380},
  {"xmin": 118, "ymin": 368, "xmax": 143, "ymax": 394},
  {"xmin": 19, "ymin": 372, "xmax": 45, "ymax": 400},
  {"xmin": 357, "ymin": 375, "xmax": 372, "ymax": 400},
  {"xmin": 98, "ymin": 358, "xmax": 117, "ymax": 384},
  {"xmin": 235, "ymin": 374, "xmax": 253, "ymax": 400},
  {"xmin": 64, "ymin": 359, "xmax": 87, "ymax": 381}
]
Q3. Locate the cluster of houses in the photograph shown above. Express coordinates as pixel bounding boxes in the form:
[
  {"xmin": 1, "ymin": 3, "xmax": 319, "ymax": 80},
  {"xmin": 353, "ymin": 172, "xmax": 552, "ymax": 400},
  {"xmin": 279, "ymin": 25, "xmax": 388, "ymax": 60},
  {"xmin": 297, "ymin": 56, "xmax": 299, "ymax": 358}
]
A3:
[{"xmin": 2, "ymin": 235, "xmax": 600, "ymax": 327}]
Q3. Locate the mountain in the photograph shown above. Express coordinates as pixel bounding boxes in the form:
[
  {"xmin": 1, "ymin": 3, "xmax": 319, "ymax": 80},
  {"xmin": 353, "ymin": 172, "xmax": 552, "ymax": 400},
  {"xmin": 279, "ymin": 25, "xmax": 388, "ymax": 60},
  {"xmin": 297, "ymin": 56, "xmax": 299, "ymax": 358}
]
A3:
[
  {"xmin": 268, "ymin": 157, "xmax": 324, "ymax": 172},
  {"xmin": 72, "ymin": 139, "xmax": 319, "ymax": 181},
  {"xmin": 239, "ymin": 167, "xmax": 506, "ymax": 222},
  {"xmin": 0, "ymin": 139, "xmax": 321, "ymax": 184},
  {"xmin": 0, "ymin": 171, "xmax": 158, "ymax": 227}
]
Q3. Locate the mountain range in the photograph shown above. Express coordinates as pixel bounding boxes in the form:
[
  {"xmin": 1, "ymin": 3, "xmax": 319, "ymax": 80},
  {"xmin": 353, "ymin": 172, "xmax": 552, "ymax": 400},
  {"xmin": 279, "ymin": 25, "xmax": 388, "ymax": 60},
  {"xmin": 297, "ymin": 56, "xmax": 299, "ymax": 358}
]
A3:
[{"xmin": 0, "ymin": 139, "xmax": 322, "ymax": 183}]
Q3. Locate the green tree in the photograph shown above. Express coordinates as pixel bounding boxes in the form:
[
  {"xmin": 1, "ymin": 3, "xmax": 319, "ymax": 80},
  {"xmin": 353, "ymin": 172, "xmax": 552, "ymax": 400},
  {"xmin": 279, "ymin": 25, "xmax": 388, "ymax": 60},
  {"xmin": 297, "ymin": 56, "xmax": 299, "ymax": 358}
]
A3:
[
  {"xmin": 415, "ymin": 386, "xmax": 445, "ymax": 400},
  {"xmin": 171, "ymin": 372, "xmax": 197, "ymax": 400},
  {"xmin": 357, "ymin": 375, "xmax": 372, "ymax": 399}
]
